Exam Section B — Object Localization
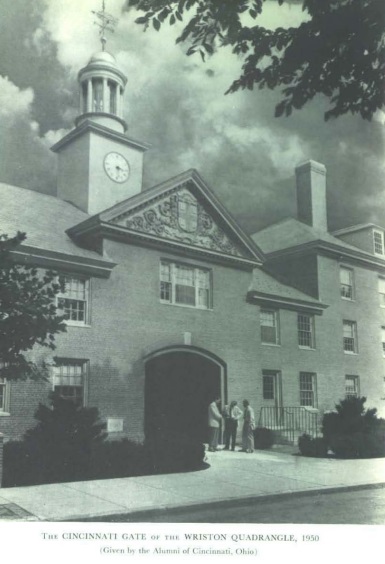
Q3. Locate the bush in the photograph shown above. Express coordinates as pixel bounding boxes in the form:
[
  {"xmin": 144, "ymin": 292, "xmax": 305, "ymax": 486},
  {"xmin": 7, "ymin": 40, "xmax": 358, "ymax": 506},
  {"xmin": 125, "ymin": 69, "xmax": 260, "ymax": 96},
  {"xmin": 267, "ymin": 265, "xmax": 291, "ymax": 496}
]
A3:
[
  {"xmin": 298, "ymin": 434, "xmax": 328, "ymax": 458},
  {"xmin": 322, "ymin": 397, "xmax": 385, "ymax": 459},
  {"xmin": 253, "ymin": 427, "xmax": 274, "ymax": 449},
  {"xmin": 145, "ymin": 432, "xmax": 206, "ymax": 474},
  {"xmin": 90, "ymin": 439, "xmax": 151, "ymax": 480}
]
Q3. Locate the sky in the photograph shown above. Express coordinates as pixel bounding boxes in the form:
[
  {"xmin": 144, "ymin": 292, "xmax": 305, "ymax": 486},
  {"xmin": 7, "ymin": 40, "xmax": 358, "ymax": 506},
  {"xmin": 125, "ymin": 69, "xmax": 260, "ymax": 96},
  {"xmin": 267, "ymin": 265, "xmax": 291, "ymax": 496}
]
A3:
[{"xmin": 0, "ymin": 0, "xmax": 384, "ymax": 234}]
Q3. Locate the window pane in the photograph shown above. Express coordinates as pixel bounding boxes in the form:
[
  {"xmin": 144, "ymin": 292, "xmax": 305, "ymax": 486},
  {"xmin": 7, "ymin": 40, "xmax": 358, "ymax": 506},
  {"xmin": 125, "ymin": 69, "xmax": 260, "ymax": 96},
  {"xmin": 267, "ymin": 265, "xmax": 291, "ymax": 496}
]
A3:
[
  {"xmin": 160, "ymin": 261, "xmax": 211, "ymax": 309},
  {"xmin": 343, "ymin": 321, "xmax": 357, "ymax": 352},
  {"xmin": 53, "ymin": 362, "xmax": 85, "ymax": 407},
  {"xmin": 340, "ymin": 267, "xmax": 353, "ymax": 299},
  {"xmin": 300, "ymin": 373, "xmax": 315, "ymax": 407},
  {"xmin": 263, "ymin": 374, "xmax": 275, "ymax": 400},
  {"xmin": 374, "ymin": 231, "xmax": 384, "ymax": 254},
  {"xmin": 58, "ymin": 277, "xmax": 88, "ymax": 323},
  {"xmin": 175, "ymin": 284, "xmax": 195, "ymax": 305},
  {"xmin": 298, "ymin": 314, "xmax": 314, "ymax": 348},
  {"xmin": 345, "ymin": 376, "xmax": 359, "ymax": 398},
  {"xmin": 261, "ymin": 311, "xmax": 278, "ymax": 344}
]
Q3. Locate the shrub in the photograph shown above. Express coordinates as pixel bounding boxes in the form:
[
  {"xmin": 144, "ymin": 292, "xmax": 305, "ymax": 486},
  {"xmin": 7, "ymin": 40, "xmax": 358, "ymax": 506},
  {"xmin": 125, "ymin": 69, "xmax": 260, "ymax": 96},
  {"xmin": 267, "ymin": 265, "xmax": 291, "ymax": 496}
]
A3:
[
  {"xmin": 90, "ymin": 439, "xmax": 151, "ymax": 480},
  {"xmin": 298, "ymin": 434, "xmax": 328, "ymax": 458},
  {"xmin": 253, "ymin": 427, "xmax": 274, "ymax": 449},
  {"xmin": 322, "ymin": 397, "xmax": 385, "ymax": 459},
  {"xmin": 146, "ymin": 431, "xmax": 206, "ymax": 474}
]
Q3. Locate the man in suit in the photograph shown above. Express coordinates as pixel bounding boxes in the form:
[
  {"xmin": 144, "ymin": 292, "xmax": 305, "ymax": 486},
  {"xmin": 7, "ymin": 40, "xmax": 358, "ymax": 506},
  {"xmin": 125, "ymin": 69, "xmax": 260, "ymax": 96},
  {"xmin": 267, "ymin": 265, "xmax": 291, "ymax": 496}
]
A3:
[
  {"xmin": 208, "ymin": 397, "xmax": 222, "ymax": 452},
  {"xmin": 222, "ymin": 400, "xmax": 242, "ymax": 451}
]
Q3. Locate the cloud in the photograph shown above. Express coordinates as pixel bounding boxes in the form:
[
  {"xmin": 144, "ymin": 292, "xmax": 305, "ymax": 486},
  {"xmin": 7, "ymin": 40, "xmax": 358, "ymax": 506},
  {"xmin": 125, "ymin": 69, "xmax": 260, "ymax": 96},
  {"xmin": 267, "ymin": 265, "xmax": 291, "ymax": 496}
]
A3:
[{"xmin": 0, "ymin": 0, "xmax": 383, "ymax": 235}]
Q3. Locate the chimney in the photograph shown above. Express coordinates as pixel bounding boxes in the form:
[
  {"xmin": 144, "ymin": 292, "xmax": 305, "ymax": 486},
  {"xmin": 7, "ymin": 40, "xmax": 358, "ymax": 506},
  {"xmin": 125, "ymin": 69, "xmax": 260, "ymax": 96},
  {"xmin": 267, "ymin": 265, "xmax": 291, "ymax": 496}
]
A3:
[{"xmin": 295, "ymin": 160, "xmax": 328, "ymax": 232}]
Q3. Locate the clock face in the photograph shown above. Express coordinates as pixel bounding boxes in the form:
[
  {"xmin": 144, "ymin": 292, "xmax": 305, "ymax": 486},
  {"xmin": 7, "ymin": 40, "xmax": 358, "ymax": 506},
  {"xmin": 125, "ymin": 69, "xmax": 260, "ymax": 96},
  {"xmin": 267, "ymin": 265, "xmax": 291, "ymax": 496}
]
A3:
[{"xmin": 104, "ymin": 152, "xmax": 130, "ymax": 183}]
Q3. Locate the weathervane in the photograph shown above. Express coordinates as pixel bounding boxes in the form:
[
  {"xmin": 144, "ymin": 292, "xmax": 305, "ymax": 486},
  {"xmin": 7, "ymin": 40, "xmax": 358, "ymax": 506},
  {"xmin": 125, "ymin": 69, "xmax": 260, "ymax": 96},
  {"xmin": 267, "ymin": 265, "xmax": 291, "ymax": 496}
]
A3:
[{"xmin": 92, "ymin": 0, "xmax": 118, "ymax": 51}]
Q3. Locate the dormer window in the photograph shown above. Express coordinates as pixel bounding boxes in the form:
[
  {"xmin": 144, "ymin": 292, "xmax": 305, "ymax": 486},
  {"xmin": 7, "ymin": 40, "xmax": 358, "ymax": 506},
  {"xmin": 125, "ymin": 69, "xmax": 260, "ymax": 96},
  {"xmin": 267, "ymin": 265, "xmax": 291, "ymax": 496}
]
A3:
[{"xmin": 373, "ymin": 230, "xmax": 384, "ymax": 256}]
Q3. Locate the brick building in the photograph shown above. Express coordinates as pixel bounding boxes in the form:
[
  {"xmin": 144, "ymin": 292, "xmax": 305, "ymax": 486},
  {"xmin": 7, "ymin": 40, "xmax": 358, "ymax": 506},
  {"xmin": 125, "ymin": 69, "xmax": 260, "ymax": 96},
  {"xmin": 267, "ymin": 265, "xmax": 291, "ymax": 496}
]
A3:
[{"xmin": 1, "ymin": 49, "xmax": 384, "ymax": 444}]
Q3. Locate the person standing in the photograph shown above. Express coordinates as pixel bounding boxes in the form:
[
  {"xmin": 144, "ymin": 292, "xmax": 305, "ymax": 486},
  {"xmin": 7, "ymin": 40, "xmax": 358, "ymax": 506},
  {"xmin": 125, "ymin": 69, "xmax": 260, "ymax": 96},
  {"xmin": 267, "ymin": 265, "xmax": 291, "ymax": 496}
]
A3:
[
  {"xmin": 223, "ymin": 400, "xmax": 242, "ymax": 451},
  {"xmin": 241, "ymin": 399, "xmax": 255, "ymax": 453},
  {"xmin": 208, "ymin": 397, "xmax": 222, "ymax": 452}
]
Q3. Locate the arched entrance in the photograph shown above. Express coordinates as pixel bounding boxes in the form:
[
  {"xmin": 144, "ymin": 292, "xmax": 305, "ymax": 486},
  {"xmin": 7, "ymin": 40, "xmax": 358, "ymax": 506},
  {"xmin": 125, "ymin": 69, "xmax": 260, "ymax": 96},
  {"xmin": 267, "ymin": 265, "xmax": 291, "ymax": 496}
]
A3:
[{"xmin": 144, "ymin": 347, "xmax": 225, "ymax": 443}]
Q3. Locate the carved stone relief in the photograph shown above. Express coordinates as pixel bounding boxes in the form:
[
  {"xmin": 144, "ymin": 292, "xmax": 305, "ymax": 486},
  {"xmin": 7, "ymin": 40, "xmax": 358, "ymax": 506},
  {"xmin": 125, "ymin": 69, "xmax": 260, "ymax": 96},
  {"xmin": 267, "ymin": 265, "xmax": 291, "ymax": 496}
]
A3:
[{"xmin": 110, "ymin": 186, "xmax": 243, "ymax": 257}]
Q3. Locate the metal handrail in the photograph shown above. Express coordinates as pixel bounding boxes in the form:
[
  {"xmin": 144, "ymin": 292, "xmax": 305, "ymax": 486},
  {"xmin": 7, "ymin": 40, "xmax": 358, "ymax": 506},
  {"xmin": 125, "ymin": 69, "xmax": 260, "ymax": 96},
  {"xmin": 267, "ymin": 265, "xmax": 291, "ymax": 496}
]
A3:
[{"xmin": 258, "ymin": 406, "xmax": 320, "ymax": 443}]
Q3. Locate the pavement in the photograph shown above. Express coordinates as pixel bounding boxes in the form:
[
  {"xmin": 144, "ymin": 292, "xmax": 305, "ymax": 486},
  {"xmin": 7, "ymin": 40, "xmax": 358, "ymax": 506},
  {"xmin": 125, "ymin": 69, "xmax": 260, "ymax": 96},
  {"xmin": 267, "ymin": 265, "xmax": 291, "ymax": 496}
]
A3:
[{"xmin": 0, "ymin": 445, "xmax": 384, "ymax": 522}]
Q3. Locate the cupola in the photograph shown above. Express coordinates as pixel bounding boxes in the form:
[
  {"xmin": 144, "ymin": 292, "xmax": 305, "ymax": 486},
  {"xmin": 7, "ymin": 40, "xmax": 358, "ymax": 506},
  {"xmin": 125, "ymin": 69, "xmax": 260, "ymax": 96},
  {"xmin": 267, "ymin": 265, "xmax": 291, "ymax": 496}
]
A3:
[{"xmin": 76, "ymin": 49, "xmax": 128, "ymax": 133}]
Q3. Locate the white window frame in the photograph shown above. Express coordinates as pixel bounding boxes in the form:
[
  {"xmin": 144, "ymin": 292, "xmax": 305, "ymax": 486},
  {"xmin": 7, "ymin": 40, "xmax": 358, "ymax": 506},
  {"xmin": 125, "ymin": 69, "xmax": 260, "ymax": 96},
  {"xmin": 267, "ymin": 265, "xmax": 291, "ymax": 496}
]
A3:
[
  {"xmin": 56, "ymin": 275, "xmax": 90, "ymax": 326},
  {"xmin": 297, "ymin": 314, "xmax": 315, "ymax": 349},
  {"xmin": 160, "ymin": 261, "xmax": 212, "ymax": 310},
  {"xmin": 52, "ymin": 359, "xmax": 88, "ymax": 407},
  {"xmin": 345, "ymin": 375, "xmax": 360, "ymax": 399},
  {"xmin": 379, "ymin": 278, "xmax": 385, "ymax": 308},
  {"xmin": 340, "ymin": 266, "xmax": 354, "ymax": 300},
  {"xmin": 373, "ymin": 230, "xmax": 385, "ymax": 256},
  {"xmin": 0, "ymin": 378, "xmax": 10, "ymax": 414},
  {"xmin": 260, "ymin": 310, "xmax": 280, "ymax": 345},
  {"xmin": 299, "ymin": 372, "xmax": 317, "ymax": 408},
  {"xmin": 343, "ymin": 320, "xmax": 358, "ymax": 354}
]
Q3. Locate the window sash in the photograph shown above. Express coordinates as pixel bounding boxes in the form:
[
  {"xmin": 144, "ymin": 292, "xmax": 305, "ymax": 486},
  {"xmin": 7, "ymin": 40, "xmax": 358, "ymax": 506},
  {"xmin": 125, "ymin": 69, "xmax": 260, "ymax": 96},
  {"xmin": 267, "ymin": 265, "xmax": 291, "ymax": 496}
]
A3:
[
  {"xmin": 260, "ymin": 310, "xmax": 279, "ymax": 344},
  {"xmin": 160, "ymin": 262, "xmax": 211, "ymax": 309},
  {"xmin": 345, "ymin": 375, "xmax": 359, "ymax": 398},
  {"xmin": 262, "ymin": 371, "xmax": 277, "ymax": 400},
  {"xmin": 374, "ymin": 230, "xmax": 384, "ymax": 255},
  {"xmin": 343, "ymin": 321, "xmax": 357, "ymax": 352},
  {"xmin": 298, "ymin": 314, "xmax": 315, "ymax": 348},
  {"xmin": 299, "ymin": 372, "xmax": 316, "ymax": 407},
  {"xmin": 52, "ymin": 361, "xmax": 86, "ymax": 407},
  {"xmin": 340, "ymin": 267, "xmax": 353, "ymax": 299},
  {"xmin": 57, "ymin": 276, "xmax": 89, "ymax": 324}
]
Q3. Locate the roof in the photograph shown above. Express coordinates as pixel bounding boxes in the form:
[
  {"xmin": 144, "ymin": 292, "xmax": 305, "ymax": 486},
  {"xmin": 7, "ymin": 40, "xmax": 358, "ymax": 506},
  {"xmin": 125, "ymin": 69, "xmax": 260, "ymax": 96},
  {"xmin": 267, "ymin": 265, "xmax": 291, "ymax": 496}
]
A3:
[
  {"xmin": 251, "ymin": 218, "xmax": 361, "ymax": 255},
  {"xmin": 248, "ymin": 267, "xmax": 326, "ymax": 314},
  {"xmin": 332, "ymin": 223, "xmax": 384, "ymax": 236},
  {"xmin": 0, "ymin": 183, "xmax": 115, "ymax": 276}
]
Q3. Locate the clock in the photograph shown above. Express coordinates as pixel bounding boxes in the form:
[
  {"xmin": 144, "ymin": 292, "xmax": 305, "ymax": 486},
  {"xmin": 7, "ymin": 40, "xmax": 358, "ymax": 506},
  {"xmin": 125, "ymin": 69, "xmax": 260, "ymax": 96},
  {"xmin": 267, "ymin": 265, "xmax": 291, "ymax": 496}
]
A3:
[{"xmin": 104, "ymin": 152, "xmax": 130, "ymax": 183}]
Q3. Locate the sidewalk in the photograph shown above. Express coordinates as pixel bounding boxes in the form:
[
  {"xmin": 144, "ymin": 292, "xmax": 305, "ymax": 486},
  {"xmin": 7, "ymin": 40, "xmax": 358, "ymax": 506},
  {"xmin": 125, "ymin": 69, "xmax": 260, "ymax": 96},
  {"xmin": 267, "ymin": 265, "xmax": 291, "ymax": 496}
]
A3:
[{"xmin": 0, "ymin": 446, "xmax": 384, "ymax": 521}]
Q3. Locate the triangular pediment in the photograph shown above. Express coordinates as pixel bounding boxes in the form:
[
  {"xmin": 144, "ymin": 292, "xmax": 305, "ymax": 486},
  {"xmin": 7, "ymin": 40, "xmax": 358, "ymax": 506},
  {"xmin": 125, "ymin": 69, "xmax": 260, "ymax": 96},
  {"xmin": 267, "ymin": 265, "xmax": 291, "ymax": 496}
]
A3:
[{"xmin": 71, "ymin": 170, "xmax": 264, "ymax": 265}]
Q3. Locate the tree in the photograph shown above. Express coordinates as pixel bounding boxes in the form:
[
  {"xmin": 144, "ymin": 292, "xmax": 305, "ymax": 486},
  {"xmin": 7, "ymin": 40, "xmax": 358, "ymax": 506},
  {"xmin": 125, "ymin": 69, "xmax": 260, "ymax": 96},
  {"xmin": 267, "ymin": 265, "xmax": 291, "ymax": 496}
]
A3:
[
  {"xmin": 0, "ymin": 232, "xmax": 66, "ymax": 380},
  {"xmin": 128, "ymin": 0, "xmax": 385, "ymax": 120}
]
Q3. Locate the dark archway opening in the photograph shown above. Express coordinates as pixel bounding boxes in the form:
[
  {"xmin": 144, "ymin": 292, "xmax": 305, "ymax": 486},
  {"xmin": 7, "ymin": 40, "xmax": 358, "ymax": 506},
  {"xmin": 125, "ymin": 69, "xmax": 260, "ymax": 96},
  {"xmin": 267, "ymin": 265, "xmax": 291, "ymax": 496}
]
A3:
[{"xmin": 145, "ymin": 351, "xmax": 222, "ymax": 443}]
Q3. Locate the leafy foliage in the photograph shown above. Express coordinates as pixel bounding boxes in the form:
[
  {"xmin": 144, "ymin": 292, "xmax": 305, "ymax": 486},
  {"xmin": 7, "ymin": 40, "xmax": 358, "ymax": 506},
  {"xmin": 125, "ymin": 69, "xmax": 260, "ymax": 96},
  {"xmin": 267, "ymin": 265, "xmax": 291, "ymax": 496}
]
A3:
[
  {"xmin": 0, "ymin": 232, "xmax": 66, "ymax": 380},
  {"xmin": 298, "ymin": 433, "xmax": 328, "ymax": 457},
  {"xmin": 253, "ymin": 426, "xmax": 274, "ymax": 449},
  {"xmin": 128, "ymin": 0, "xmax": 385, "ymax": 120},
  {"xmin": 322, "ymin": 397, "xmax": 385, "ymax": 459}
]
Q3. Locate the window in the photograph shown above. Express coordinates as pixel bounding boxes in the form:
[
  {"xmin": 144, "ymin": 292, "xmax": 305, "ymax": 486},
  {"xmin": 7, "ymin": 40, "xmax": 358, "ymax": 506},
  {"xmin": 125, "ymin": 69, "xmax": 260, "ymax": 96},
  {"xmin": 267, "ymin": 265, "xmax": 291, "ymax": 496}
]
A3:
[
  {"xmin": 260, "ymin": 310, "xmax": 280, "ymax": 345},
  {"xmin": 340, "ymin": 267, "xmax": 354, "ymax": 300},
  {"xmin": 0, "ymin": 378, "xmax": 10, "ymax": 413},
  {"xmin": 298, "ymin": 314, "xmax": 315, "ymax": 349},
  {"xmin": 345, "ymin": 375, "xmax": 359, "ymax": 398},
  {"xmin": 57, "ymin": 276, "xmax": 89, "ymax": 325},
  {"xmin": 343, "ymin": 320, "xmax": 358, "ymax": 353},
  {"xmin": 160, "ymin": 261, "xmax": 211, "ymax": 309},
  {"xmin": 379, "ymin": 278, "xmax": 385, "ymax": 307},
  {"xmin": 52, "ymin": 360, "xmax": 87, "ymax": 407},
  {"xmin": 299, "ymin": 372, "xmax": 317, "ymax": 407},
  {"xmin": 373, "ymin": 230, "xmax": 384, "ymax": 255},
  {"xmin": 262, "ymin": 370, "xmax": 280, "ymax": 400}
]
